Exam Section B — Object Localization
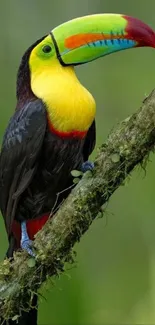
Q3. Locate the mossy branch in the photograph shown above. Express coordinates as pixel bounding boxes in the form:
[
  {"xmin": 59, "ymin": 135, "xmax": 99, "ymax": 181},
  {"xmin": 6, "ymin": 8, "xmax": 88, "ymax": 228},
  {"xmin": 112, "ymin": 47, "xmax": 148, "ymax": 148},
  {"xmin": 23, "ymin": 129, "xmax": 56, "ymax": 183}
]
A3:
[{"xmin": 1, "ymin": 89, "xmax": 155, "ymax": 322}]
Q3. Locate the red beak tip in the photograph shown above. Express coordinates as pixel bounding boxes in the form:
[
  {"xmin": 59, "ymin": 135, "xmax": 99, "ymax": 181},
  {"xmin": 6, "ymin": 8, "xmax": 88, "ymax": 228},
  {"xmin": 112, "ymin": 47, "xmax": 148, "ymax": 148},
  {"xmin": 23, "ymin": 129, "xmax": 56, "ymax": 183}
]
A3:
[{"xmin": 123, "ymin": 15, "xmax": 155, "ymax": 49}]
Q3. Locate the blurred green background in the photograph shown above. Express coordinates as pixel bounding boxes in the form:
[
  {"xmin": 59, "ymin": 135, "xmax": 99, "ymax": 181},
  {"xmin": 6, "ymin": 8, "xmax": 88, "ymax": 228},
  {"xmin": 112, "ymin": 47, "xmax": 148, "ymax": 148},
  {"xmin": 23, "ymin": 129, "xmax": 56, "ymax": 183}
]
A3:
[{"xmin": 1, "ymin": 0, "xmax": 155, "ymax": 324}]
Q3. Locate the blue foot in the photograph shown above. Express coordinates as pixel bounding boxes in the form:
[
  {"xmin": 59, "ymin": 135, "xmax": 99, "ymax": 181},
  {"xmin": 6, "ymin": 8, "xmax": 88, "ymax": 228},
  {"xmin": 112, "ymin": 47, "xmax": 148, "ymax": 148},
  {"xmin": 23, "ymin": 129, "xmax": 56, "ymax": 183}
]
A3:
[
  {"xmin": 21, "ymin": 238, "xmax": 35, "ymax": 257},
  {"xmin": 20, "ymin": 221, "xmax": 35, "ymax": 257},
  {"xmin": 81, "ymin": 161, "xmax": 94, "ymax": 173}
]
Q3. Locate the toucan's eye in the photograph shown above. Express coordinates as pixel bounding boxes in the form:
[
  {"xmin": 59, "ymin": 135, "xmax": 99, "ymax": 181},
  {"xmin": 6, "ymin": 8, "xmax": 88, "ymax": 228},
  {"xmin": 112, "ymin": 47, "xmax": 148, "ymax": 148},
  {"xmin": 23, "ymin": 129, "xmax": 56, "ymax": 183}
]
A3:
[{"xmin": 42, "ymin": 45, "xmax": 52, "ymax": 53}]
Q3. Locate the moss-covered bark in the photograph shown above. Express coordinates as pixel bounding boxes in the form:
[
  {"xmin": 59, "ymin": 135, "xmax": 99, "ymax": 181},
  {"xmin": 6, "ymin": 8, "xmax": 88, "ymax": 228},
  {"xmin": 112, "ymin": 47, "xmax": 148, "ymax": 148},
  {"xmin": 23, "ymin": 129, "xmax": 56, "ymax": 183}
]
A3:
[{"xmin": 1, "ymin": 89, "xmax": 155, "ymax": 322}]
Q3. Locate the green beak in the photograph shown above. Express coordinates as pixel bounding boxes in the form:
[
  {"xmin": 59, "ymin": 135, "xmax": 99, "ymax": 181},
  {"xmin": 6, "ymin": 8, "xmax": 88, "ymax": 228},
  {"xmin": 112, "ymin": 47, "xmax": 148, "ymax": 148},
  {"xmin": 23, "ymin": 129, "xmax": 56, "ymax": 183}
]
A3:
[{"xmin": 51, "ymin": 13, "xmax": 155, "ymax": 65}]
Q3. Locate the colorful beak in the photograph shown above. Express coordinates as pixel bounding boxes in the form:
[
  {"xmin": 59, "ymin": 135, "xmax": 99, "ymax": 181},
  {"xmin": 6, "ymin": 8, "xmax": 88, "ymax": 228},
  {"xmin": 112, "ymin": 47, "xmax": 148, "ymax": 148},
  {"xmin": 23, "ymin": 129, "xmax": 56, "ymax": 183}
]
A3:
[{"xmin": 51, "ymin": 13, "xmax": 155, "ymax": 65}]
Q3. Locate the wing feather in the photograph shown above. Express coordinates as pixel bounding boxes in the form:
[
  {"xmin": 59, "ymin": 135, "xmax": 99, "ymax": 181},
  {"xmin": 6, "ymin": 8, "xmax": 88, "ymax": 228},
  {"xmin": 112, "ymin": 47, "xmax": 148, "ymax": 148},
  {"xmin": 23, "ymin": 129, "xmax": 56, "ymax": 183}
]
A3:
[{"xmin": 0, "ymin": 99, "xmax": 47, "ymax": 234}]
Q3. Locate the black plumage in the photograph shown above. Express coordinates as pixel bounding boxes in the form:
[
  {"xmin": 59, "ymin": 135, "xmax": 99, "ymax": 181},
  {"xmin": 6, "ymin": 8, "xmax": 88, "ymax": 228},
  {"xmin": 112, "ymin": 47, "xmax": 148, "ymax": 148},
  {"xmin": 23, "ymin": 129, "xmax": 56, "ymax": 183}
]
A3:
[{"xmin": 0, "ymin": 98, "xmax": 95, "ymax": 252}]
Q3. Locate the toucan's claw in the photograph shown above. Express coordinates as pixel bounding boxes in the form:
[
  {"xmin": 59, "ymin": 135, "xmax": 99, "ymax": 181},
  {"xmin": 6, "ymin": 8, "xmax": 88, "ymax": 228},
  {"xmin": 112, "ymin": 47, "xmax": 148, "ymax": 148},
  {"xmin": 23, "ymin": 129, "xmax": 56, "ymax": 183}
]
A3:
[
  {"xmin": 21, "ymin": 238, "xmax": 35, "ymax": 257},
  {"xmin": 81, "ymin": 161, "xmax": 94, "ymax": 173}
]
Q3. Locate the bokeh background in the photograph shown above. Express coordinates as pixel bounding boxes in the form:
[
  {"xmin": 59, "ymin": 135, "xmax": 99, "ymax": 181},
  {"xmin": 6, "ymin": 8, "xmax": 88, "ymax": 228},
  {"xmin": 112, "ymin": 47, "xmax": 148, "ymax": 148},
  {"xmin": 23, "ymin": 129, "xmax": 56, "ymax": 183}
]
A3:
[{"xmin": 1, "ymin": 0, "xmax": 155, "ymax": 324}]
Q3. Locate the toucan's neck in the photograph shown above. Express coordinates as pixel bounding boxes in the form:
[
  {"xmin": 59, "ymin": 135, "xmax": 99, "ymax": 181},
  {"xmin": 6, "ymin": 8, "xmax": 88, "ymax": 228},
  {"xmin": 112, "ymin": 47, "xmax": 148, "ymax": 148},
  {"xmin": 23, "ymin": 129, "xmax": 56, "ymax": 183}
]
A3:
[
  {"xmin": 30, "ymin": 60, "xmax": 96, "ymax": 135},
  {"xmin": 16, "ymin": 61, "xmax": 36, "ymax": 109},
  {"xmin": 16, "ymin": 36, "xmax": 46, "ymax": 110}
]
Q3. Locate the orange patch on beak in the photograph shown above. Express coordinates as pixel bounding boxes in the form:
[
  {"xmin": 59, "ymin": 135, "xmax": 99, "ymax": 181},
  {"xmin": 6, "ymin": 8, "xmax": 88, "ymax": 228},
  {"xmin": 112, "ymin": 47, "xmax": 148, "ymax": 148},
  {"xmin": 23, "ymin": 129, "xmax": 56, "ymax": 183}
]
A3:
[{"xmin": 65, "ymin": 33, "xmax": 127, "ymax": 49}]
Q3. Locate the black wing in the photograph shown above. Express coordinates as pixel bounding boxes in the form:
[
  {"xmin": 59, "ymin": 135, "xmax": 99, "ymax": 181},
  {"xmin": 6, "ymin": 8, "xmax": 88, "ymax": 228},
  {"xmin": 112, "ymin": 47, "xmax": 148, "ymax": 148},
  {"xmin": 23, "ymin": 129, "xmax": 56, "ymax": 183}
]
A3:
[
  {"xmin": 83, "ymin": 120, "xmax": 96, "ymax": 161},
  {"xmin": 0, "ymin": 99, "xmax": 47, "ymax": 235}
]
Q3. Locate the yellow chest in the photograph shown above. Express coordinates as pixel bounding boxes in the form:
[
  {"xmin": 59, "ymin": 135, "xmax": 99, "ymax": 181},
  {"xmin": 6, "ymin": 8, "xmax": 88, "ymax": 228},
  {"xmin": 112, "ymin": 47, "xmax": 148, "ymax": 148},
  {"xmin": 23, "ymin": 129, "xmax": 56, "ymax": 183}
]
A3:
[{"xmin": 30, "ymin": 63, "xmax": 96, "ymax": 134}]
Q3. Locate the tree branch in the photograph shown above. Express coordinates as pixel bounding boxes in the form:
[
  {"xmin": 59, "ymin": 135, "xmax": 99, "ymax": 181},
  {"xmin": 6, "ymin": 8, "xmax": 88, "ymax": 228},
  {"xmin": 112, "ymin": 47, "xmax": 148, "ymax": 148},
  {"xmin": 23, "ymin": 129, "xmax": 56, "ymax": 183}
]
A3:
[{"xmin": 1, "ymin": 89, "xmax": 155, "ymax": 322}]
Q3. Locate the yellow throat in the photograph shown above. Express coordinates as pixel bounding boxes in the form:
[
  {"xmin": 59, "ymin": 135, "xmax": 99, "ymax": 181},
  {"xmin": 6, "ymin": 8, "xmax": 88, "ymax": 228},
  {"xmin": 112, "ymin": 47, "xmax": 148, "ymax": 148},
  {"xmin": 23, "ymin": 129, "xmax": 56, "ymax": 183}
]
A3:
[{"xmin": 29, "ymin": 54, "xmax": 96, "ymax": 135}]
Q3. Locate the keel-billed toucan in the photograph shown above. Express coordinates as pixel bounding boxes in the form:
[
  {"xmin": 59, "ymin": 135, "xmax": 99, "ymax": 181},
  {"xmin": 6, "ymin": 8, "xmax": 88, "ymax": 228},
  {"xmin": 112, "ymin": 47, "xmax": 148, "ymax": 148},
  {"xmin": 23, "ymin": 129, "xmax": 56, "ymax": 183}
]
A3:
[{"xmin": 0, "ymin": 13, "xmax": 155, "ymax": 325}]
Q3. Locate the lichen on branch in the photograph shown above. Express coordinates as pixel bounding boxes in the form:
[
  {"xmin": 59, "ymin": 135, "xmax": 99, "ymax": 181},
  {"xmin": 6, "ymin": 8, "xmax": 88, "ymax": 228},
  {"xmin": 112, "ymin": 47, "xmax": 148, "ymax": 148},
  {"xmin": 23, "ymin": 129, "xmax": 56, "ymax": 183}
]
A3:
[{"xmin": 1, "ymin": 89, "xmax": 155, "ymax": 322}]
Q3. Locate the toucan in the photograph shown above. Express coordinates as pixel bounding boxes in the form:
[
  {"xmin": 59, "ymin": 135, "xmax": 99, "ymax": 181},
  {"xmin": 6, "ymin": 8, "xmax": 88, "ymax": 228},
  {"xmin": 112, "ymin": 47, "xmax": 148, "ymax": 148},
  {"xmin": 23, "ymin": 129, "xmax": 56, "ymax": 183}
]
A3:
[{"xmin": 0, "ymin": 13, "xmax": 155, "ymax": 325}]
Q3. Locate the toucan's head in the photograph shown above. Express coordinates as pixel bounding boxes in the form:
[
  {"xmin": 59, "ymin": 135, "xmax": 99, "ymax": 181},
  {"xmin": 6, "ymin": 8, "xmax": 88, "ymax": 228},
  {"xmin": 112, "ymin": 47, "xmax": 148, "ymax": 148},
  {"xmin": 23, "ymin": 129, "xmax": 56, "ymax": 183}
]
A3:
[
  {"xmin": 17, "ymin": 14, "xmax": 155, "ymax": 134},
  {"xmin": 29, "ymin": 13, "xmax": 155, "ymax": 67},
  {"xmin": 18, "ymin": 13, "xmax": 155, "ymax": 98}
]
